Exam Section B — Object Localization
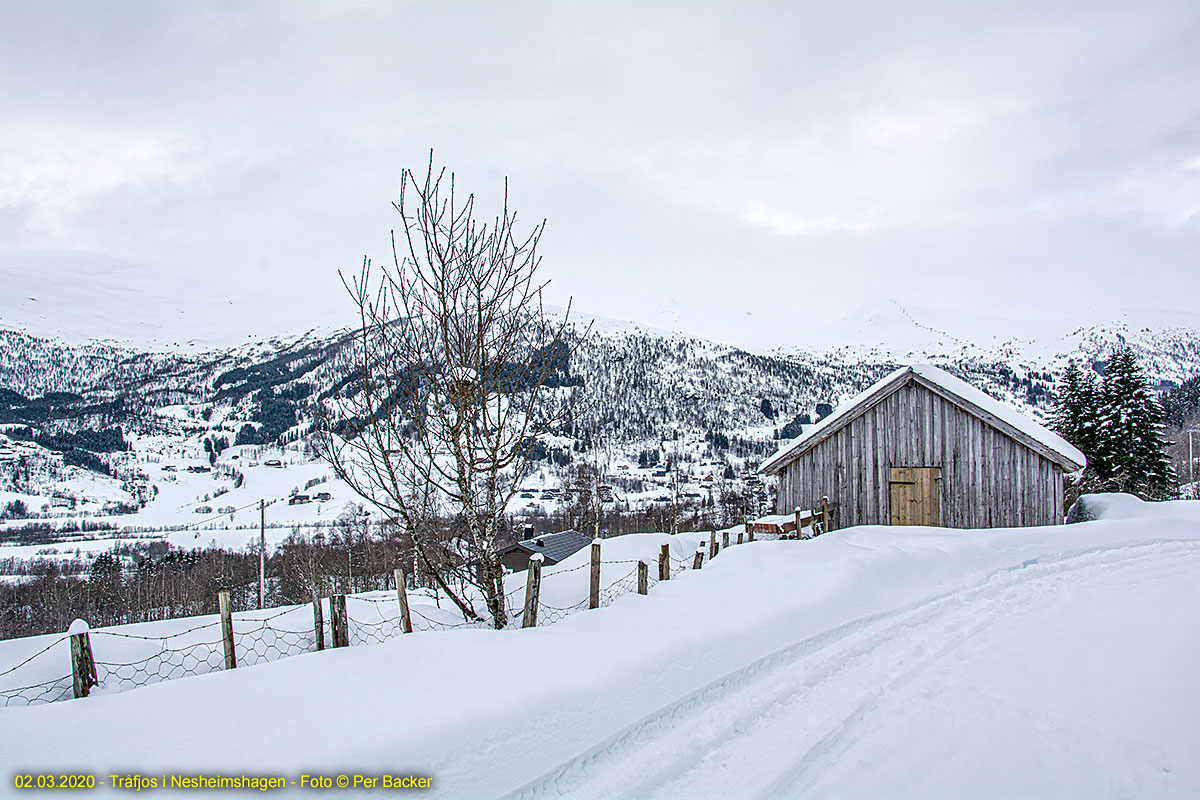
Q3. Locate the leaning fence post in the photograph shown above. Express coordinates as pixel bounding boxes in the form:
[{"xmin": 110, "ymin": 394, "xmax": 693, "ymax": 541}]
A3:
[
  {"xmin": 709, "ymin": 530, "xmax": 718, "ymax": 559},
  {"xmin": 637, "ymin": 561, "xmax": 648, "ymax": 595},
  {"xmin": 218, "ymin": 590, "xmax": 237, "ymax": 669},
  {"xmin": 659, "ymin": 544, "xmax": 670, "ymax": 581},
  {"xmin": 67, "ymin": 619, "xmax": 97, "ymax": 699},
  {"xmin": 393, "ymin": 568, "xmax": 413, "ymax": 634},
  {"xmin": 722, "ymin": 529, "xmax": 730, "ymax": 550},
  {"xmin": 522, "ymin": 554, "xmax": 543, "ymax": 628},
  {"xmin": 329, "ymin": 595, "xmax": 349, "ymax": 648},
  {"xmin": 312, "ymin": 592, "xmax": 325, "ymax": 651},
  {"xmin": 693, "ymin": 545, "xmax": 705, "ymax": 570},
  {"xmin": 589, "ymin": 539, "xmax": 602, "ymax": 610},
  {"xmin": 746, "ymin": 520, "xmax": 755, "ymax": 542}
]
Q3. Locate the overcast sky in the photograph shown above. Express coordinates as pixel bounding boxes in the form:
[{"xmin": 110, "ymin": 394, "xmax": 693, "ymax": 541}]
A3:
[{"xmin": 2, "ymin": 1, "xmax": 1198, "ymax": 349}]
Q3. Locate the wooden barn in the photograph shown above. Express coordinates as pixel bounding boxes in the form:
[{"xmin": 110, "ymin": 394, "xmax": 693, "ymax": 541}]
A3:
[{"xmin": 758, "ymin": 365, "xmax": 1086, "ymax": 530}]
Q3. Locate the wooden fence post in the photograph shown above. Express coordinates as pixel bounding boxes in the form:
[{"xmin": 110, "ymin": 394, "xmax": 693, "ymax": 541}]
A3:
[
  {"xmin": 794, "ymin": 506, "xmax": 802, "ymax": 539},
  {"xmin": 693, "ymin": 546, "xmax": 705, "ymax": 569},
  {"xmin": 722, "ymin": 529, "xmax": 730, "ymax": 550},
  {"xmin": 589, "ymin": 540, "xmax": 601, "ymax": 610},
  {"xmin": 312, "ymin": 592, "xmax": 325, "ymax": 651},
  {"xmin": 822, "ymin": 495, "xmax": 830, "ymax": 533},
  {"xmin": 637, "ymin": 561, "xmax": 648, "ymax": 595},
  {"xmin": 746, "ymin": 520, "xmax": 755, "ymax": 542},
  {"xmin": 394, "ymin": 568, "xmax": 413, "ymax": 634},
  {"xmin": 218, "ymin": 590, "xmax": 237, "ymax": 669},
  {"xmin": 709, "ymin": 530, "xmax": 718, "ymax": 559},
  {"xmin": 329, "ymin": 595, "xmax": 349, "ymax": 648},
  {"xmin": 737, "ymin": 531, "xmax": 744, "ymax": 545},
  {"xmin": 658, "ymin": 544, "xmax": 670, "ymax": 581},
  {"xmin": 67, "ymin": 620, "xmax": 97, "ymax": 699},
  {"xmin": 522, "ymin": 554, "xmax": 543, "ymax": 628}
]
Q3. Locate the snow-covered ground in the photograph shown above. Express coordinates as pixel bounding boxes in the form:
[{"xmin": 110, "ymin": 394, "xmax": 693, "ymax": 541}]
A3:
[{"xmin": 2, "ymin": 495, "xmax": 1197, "ymax": 798}]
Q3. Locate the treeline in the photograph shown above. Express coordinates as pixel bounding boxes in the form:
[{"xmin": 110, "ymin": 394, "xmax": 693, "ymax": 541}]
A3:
[
  {"xmin": 2, "ymin": 544, "xmax": 262, "ymax": 640},
  {"xmin": 1161, "ymin": 374, "xmax": 1200, "ymax": 427},
  {"xmin": 0, "ymin": 520, "xmax": 117, "ymax": 546},
  {"xmin": 0, "ymin": 518, "xmax": 426, "ymax": 640}
]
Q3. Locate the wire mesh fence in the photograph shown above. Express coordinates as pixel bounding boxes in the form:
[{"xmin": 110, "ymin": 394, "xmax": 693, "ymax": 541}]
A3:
[
  {"xmin": 94, "ymin": 634, "xmax": 226, "ymax": 693},
  {"xmin": 236, "ymin": 607, "xmax": 318, "ymax": 666},
  {"xmin": 0, "ymin": 674, "xmax": 74, "ymax": 707},
  {"xmin": 1, "ymin": 530, "xmax": 753, "ymax": 708},
  {"xmin": 0, "ymin": 634, "xmax": 74, "ymax": 707}
]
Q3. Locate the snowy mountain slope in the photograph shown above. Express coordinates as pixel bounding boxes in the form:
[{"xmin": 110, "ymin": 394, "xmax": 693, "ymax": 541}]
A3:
[
  {"xmin": 792, "ymin": 298, "xmax": 1200, "ymax": 385},
  {"xmin": 1, "ymin": 286, "xmax": 1198, "ymax": 530},
  {"xmin": 1, "ymin": 499, "xmax": 1197, "ymax": 798}
]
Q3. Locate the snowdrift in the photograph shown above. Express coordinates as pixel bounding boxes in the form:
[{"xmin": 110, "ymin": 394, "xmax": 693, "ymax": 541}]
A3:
[{"xmin": 2, "ymin": 501, "xmax": 1199, "ymax": 798}]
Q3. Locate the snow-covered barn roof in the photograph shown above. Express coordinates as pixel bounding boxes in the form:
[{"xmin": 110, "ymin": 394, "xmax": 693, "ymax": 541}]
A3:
[{"xmin": 758, "ymin": 364, "xmax": 1086, "ymax": 476}]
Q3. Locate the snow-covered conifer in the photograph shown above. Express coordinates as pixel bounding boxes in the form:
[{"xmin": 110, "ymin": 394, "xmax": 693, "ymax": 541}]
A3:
[{"xmin": 1093, "ymin": 348, "xmax": 1176, "ymax": 499}]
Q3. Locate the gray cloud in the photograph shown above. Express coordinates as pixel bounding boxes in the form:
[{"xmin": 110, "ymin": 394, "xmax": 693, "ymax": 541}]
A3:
[{"xmin": 1, "ymin": 1, "xmax": 1197, "ymax": 349}]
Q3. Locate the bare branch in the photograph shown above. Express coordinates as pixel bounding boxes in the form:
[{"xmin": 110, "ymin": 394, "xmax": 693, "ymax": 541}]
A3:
[{"xmin": 315, "ymin": 153, "xmax": 589, "ymax": 628}]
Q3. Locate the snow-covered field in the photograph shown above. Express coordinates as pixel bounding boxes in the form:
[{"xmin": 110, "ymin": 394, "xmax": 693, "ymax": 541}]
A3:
[{"xmin": 2, "ymin": 496, "xmax": 1199, "ymax": 798}]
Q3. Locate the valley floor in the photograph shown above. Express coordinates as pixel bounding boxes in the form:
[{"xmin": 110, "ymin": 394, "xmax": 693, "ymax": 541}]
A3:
[{"xmin": 2, "ymin": 498, "xmax": 1198, "ymax": 799}]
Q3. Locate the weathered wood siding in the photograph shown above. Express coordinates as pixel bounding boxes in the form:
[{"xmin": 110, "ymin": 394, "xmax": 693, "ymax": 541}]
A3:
[{"xmin": 776, "ymin": 380, "xmax": 1066, "ymax": 528}]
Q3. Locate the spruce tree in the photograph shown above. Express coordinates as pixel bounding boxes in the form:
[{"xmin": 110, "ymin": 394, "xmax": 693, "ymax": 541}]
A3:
[
  {"xmin": 1055, "ymin": 350, "xmax": 1176, "ymax": 501},
  {"xmin": 1094, "ymin": 348, "xmax": 1176, "ymax": 499},
  {"xmin": 1052, "ymin": 360, "xmax": 1098, "ymax": 456}
]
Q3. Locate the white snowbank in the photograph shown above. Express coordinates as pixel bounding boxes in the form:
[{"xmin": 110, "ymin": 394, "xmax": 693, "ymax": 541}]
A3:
[
  {"xmin": 1, "ymin": 510, "xmax": 1198, "ymax": 798},
  {"xmin": 1070, "ymin": 491, "xmax": 1200, "ymax": 521}
]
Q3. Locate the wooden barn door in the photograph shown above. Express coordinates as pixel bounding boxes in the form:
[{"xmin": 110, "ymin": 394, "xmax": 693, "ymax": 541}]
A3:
[{"xmin": 889, "ymin": 467, "xmax": 941, "ymax": 526}]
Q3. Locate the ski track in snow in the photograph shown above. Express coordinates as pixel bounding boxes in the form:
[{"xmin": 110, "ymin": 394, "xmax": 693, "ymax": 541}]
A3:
[{"xmin": 499, "ymin": 539, "xmax": 1200, "ymax": 800}]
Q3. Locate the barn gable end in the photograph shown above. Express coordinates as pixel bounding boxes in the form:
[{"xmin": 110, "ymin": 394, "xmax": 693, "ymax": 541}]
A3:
[{"xmin": 760, "ymin": 365, "xmax": 1084, "ymax": 530}]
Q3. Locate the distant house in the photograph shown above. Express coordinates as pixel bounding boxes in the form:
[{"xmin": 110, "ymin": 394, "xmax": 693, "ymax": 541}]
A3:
[
  {"xmin": 497, "ymin": 529, "xmax": 591, "ymax": 572},
  {"xmin": 289, "ymin": 494, "xmax": 310, "ymax": 505},
  {"xmin": 264, "ymin": 459, "xmax": 283, "ymax": 468},
  {"xmin": 758, "ymin": 365, "xmax": 1085, "ymax": 529},
  {"xmin": 313, "ymin": 491, "xmax": 332, "ymax": 502}
]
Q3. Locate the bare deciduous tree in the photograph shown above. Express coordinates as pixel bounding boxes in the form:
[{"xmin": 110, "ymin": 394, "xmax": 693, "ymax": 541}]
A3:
[{"xmin": 317, "ymin": 155, "xmax": 585, "ymax": 628}]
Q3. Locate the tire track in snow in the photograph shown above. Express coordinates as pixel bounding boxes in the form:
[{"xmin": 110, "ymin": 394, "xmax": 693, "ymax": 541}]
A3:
[{"xmin": 498, "ymin": 539, "xmax": 1200, "ymax": 800}]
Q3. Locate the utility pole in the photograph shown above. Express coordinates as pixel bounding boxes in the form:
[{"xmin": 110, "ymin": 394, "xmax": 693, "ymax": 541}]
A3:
[
  {"xmin": 1189, "ymin": 430, "xmax": 1198, "ymax": 488},
  {"xmin": 259, "ymin": 498, "xmax": 266, "ymax": 608}
]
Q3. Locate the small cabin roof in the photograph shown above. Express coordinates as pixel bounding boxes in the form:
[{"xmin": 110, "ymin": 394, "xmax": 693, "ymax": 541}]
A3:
[
  {"xmin": 511, "ymin": 529, "xmax": 592, "ymax": 564},
  {"xmin": 758, "ymin": 364, "xmax": 1086, "ymax": 476}
]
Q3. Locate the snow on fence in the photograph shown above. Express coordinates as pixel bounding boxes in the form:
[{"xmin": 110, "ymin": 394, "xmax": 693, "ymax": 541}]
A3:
[{"xmin": 0, "ymin": 519, "xmax": 827, "ymax": 709}]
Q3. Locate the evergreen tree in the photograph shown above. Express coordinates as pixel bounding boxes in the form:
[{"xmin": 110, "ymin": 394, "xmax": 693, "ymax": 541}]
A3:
[
  {"xmin": 1161, "ymin": 374, "xmax": 1200, "ymax": 427},
  {"xmin": 1095, "ymin": 348, "xmax": 1175, "ymax": 498},
  {"xmin": 88, "ymin": 552, "xmax": 124, "ymax": 626},
  {"xmin": 1052, "ymin": 360, "xmax": 1099, "ymax": 457},
  {"xmin": 1054, "ymin": 349, "xmax": 1176, "ymax": 501}
]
